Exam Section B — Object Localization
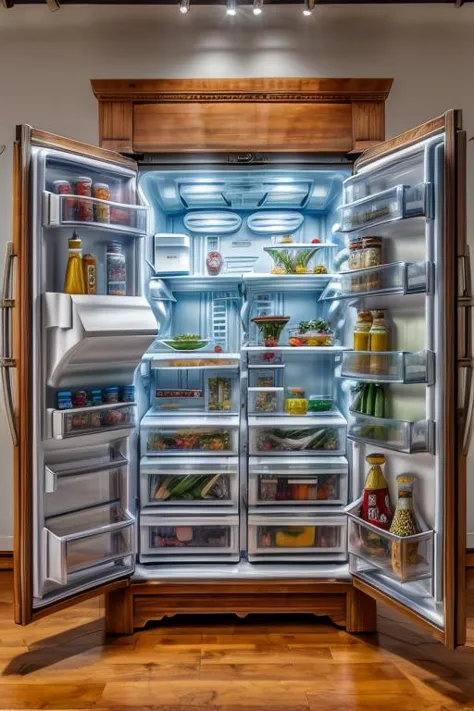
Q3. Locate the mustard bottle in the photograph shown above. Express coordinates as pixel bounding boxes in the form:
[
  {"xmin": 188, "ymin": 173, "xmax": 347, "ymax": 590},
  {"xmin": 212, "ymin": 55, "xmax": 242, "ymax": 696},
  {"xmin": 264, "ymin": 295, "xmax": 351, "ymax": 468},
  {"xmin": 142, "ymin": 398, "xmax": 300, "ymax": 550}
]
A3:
[{"xmin": 64, "ymin": 231, "xmax": 86, "ymax": 295}]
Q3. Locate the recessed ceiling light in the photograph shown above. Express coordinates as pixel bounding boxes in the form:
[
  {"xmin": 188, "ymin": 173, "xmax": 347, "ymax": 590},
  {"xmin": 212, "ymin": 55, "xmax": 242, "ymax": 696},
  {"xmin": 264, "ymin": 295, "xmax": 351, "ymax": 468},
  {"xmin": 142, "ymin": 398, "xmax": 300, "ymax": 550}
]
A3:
[
  {"xmin": 227, "ymin": 0, "xmax": 237, "ymax": 16},
  {"xmin": 179, "ymin": 0, "xmax": 190, "ymax": 14},
  {"xmin": 253, "ymin": 0, "xmax": 263, "ymax": 15},
  {"xmin": 303, "ymin": 0, "xmax": 315, "ymax": 15}
]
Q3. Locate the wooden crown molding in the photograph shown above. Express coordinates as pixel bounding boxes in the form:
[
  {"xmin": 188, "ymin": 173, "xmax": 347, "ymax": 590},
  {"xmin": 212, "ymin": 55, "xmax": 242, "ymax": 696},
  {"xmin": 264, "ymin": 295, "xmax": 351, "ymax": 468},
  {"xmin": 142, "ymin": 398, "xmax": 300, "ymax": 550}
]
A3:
[{"xmin": 91, "ymin": 77, "xmax": 393, "ymax": 104}]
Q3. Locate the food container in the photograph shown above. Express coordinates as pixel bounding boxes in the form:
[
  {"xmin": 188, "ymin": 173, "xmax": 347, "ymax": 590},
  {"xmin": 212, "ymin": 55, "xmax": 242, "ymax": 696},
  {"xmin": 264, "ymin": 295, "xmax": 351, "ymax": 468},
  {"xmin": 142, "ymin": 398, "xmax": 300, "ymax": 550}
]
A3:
[
  {"xmin": 285, "ymin": 388, "xmax": 308, "ymax": 415},
  {"xmin": 308, "ymin": 397, "xmax": 333, "ymax": 413},
  {"xmin": 92, "ymin": 182, "xmax": 111, "ymax": 223},
  {"xmin": 72, "ymin": 390, "xmax": 88, "ymax": 408},
  {"xmin": 288, "ymin": 328, "xmax": 335, "ymax": 347},
  {"xmin": 82, "ymin": 253, "xmax": 97, "ymax": 295},
  {"xmin": 74, "ymin": 177, "xmax": 93, "ymax": 222},
  {"xmin": 248, "ymin": 387, "xmax": 284, "ymax": 415},
  {"xmin": 106, "ymin": 241, "xmax": 127, "ymax": 296},
  {"xmin": 110, "ymin": 207, "xmax": 131, "ymax": 227},
  {"xmin": 53, "ymin": 180, "xmax": 75, "ymax": 221},
  {"xmin": 103, "ymin": 386, "xmax": 120, "ymax": 404},
  {"xmin": 121, "ymin": 385, "xmax": 135, "ymax": 402},
  {"xmin": 154, "ymin": 234, "xmax": 191, "ymax": 276},
  {"xmin": 57, "ymin": 391, "xmax": 73, "ymax": 410}
]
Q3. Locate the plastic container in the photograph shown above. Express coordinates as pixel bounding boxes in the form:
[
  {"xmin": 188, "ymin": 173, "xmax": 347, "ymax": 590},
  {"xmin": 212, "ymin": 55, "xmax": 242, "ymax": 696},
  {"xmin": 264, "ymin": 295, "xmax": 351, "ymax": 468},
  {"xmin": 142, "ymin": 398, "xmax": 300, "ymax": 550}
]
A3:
[
  {"xmin": 307, "ymin": 397, "xmax": 333, "ymax": 413},
  {"xmin": 106, "ymin": 241, "xmax": 127, "ymax": 296}
]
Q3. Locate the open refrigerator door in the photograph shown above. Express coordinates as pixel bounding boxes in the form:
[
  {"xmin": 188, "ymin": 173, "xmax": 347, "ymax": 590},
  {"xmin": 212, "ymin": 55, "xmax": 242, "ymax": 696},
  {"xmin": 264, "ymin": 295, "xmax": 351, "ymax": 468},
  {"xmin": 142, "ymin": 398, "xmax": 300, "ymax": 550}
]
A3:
[{"xmin": 9, "ymin": 126, "xmax": 157, "ymax": 623}]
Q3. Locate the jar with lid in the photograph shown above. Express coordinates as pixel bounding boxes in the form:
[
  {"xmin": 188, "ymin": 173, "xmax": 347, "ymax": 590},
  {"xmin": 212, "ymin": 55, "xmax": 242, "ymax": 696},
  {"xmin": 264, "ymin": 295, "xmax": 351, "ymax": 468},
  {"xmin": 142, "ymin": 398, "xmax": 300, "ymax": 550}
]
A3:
[
  {"xmin": 352, "ymin": 311, "xmax": 372, "ymax": 373},
  {"xmin": 106, "ymin": 241, "xmax": 127, "ymax": 296},
  {"xmin": 74, "ymin": 177, "xmax": 93, "ymax": 222},
  {"xmin": 369, "ymin": 310, "xmax": 390, "ymax": 376},
  {"xmin": 92, "ymin": 183, "xmax": 111, "ymax": 223},
  {"xmin": 389, "ymin": 474, "xmax": 420, "ymax": 576},
  {"xmin": 362, "ymin": 237, "xmax": 383, "ymax": 291},
  {"xmin": 348, "ymin": 238, "xmax": 363, "ymax": 292},
  {"xmin": 361, "ymin": 453, "xmax": 392, "ymax": 529},
  {"xmin": 284, "ymin": 387, "xmax": 308, "ymax": 415}
]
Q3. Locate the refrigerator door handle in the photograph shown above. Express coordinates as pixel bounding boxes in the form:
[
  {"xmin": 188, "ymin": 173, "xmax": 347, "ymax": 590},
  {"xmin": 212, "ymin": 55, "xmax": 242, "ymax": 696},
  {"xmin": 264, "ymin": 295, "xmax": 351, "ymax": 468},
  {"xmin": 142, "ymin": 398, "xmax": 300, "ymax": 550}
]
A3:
[
  {"xmin": 0, "ymin": 241, "xmax": 18, "ymax": 446},
  {"xmin": 458, "ymin": 247, "xmax": 474, "ymax": 456}
]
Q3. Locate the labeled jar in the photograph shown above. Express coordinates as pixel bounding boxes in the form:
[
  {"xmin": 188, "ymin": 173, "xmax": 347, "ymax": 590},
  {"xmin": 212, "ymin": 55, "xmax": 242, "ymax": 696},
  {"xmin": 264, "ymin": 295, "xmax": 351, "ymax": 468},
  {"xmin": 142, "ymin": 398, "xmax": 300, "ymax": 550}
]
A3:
[
  {"xmin": 362, "ymin": 236, "xmax": 383, "ymax": 291},
  {"xmin": 353, "ymin": 311, "xmax": 373, "ymax": 373},
  {"xmin": 106, "ymin": 241, "xmax": 127, "ymax": 296},
  {"xmin": 103, "ymin": 386, "xmax": 120, "ymax": 404},
  {"xmin": 92, "ymin": 183, "xmax": 111, "ymax": 223},
  {"xmin": 348, "ymin": 237, "xmax": 364, "ymax": 292},
  {"xmin": 57, "ymin": 391, "xmax": 73, "ymax": 410},
  {"xmin": 53, "ymin": 180, "xmax": 75, "ymax": 221},
  {"xmin": 82, "ymin": 253, "xmax": 97, "ymax": 295},
  {"xmin": 74, "ymin": 177, "xmax": 93, "ymax": 222},
  {"xmin": 369, "ymin": 310, "xmax": 389, "ymax": 376},
  {"xmin": 285, "ymin": 387, "xmax": 308, "ymax": 415}
]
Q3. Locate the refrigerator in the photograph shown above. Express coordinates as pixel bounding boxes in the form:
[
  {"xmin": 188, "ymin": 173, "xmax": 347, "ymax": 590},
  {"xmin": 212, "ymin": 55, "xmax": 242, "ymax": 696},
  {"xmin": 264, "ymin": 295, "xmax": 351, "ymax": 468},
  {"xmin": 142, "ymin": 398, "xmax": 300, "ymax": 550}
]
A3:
[{"xmin": 4, "ymin": 112, "xmax": 469, "ymax": 648}]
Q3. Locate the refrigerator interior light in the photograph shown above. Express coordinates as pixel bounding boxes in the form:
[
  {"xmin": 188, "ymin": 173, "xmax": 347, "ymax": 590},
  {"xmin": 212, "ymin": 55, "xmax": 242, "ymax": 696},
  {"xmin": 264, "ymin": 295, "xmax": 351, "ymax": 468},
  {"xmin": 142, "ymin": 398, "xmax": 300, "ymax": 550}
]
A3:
[
  {"xmin": 253, "ymin": 0, "xmax": 263, "ymax": 15},
  {"xmin": 227, "ymin": 0, "xmax": 237, "ymax": 15},
  {"xmin": 179, "ymin": 0, "xmax": 190, "ymax": 13}
]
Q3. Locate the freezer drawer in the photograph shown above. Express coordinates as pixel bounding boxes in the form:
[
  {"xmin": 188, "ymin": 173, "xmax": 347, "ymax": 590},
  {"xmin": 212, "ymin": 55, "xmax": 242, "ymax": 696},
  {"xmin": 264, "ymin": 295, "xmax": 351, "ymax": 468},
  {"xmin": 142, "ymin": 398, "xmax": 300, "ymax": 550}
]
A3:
[
  {"xmin": 248, "ymin": 456, "xmax": 348, "ymax": 508},
  {"xmin": 346, "ymin": 499, "xmax": 433, "ymax": 584},
  {"xmin": 142, "ymin": 416, "xmax": 239, "ymax": 456},
  {"xmin": 248, "ymin": 514, "xmax": 347, "ymax": 562},
  {"xmin": 49, "ymin": 403, "xmax": 136, "ymax": 439},
  {"xmin": 44, "ymin": 502, "xmax": 134, "ymax": 585},
  {"xmin": 140, "ymin": 514, "xmax": 240, "ymax": 562},
  {"xmin": 45, "ymin": 452, "xmax": 128, "ymax": 518},
  {"xmin": 347, "ymin": 413, "xmax": 434, "ymax": 454},
  {"xmin": 248, "ymin": 417, "xmax": 346, "ymax": 456},
  {"xmin": 43, "ymin": 191, "xmax": 148, "ymax": 236},
  {"xmin": 140, "ymin": 456, "xmax": 239, "ymax": 509},
  {"xmin": 339, "ymin": 183, "xmax": 431, "ymax": 233},
  {"xmin": 340, "ymin": 350, "xmax": 434, "ymax": 384}
]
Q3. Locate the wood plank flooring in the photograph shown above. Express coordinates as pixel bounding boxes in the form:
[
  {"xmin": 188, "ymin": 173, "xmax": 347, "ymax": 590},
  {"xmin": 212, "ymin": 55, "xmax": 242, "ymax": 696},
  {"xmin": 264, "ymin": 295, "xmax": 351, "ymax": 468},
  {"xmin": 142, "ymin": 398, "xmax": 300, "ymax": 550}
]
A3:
[{"xmin": 0, "ymin": 570, "xmax": 473, "ymax": 710}]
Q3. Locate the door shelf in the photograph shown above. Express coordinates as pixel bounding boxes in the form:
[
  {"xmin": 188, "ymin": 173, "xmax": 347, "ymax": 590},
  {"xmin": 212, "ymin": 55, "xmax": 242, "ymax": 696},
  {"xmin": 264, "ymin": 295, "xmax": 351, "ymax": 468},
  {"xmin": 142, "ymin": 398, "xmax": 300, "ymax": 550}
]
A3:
[
  {"xmin": 142, "ymin": 419, "xmax": 239, "ymax": 457},
  {"xmin": 45, "ymin": 453, "xmax": 128, "ymax": 518},
  {"xmin": 243, "ymin": 273, "xmax": 335, "ymax": 292},
  {"xmin": 347, "ymin": 412, "xmax": 434, "ymax": 454},
  {"xmin": 346, "ymin": 499, "xmax": 433, "ymax": 584},
  {"xmin": 340, "ymin": 350, "xmax": 434, "ymax": 384},
  {"xmin": 244, "ymin": 345, "xmax": 348, "ymax": 354},
  {"xmin": 43, "ymin": 191, "xmax": 148, "ymax": 236},
  {"xmin": 49, "ymin": 402, "xmax": 136, "ymax": 440},
  {"xmin": 44, "ymin": 502, "xmax": 135, "ymax": 586},
  {"xmin": 140, "ymin": 456, "xmax": 239, "ymax": 510},
  {"xmin": 248, "ymin": 456, "xmax": 348, "ymax": 508},
  {"xmin": 248, "ymin": 514, "xmax": 347, "ymax": 562},
  {"xmin": 148, "ymin": 352, "xmax": 240, "ymax": 371},
  {"xmin": 338, "ymin": 183, "xmax": 431, "ymax": 234},
  {"xmin": 319, "ymin": 261, "xmax": 431, "ymax": 301},
  {"xmin": 248, "ymin": 419, "xmax": 346, "ymax": 456},
  {"xmin": 140, "ymin": 514, "xmax": 240, "ymax": 562}
]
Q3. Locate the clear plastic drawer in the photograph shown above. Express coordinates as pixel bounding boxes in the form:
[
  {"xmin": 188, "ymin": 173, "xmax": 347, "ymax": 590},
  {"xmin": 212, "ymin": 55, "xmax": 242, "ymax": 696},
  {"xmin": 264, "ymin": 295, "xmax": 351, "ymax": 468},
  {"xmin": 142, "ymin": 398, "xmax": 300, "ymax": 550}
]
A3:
[
  {"xmin": 346, "ymin": 499, "xmax": 433, "ymax": 584},
  {"xmin": 248, "ymin": 416, "xmax": 346, "ymax": 456},
  {"xmin": 340, "ymin": 350, "xmax": 434, "ymax": 384},
  {"xmin": 347, "ymin": 413, "xmax": 434, "ymax": 454},
  {"xmin": 141, "ymin": 416, "xmax": 240, "ymax": 456},
  {"xmin": 248, "ymin": 514, "xmax": 347, "ymax": 562},
  {"xmin": 248, "ymin": 456, "xmax": 348, "ymax": 508},
  {"xmin": 140, "ymin": 514, "xmax": 240, "ymax": 562},
  {"xmin": 44, "ymin": 452, "xmax": 128, "ymax": 518},
  {"xmin": 248, "ymin": 387, "xmax": 285, "ymax": 415},
  {"xmin": 44, "ymin": 501, "xmax": 134, "ymax": 585},
  {"xmin": 140, "ymin": 456, "xmax": 239, "ymax": 509},
  {"xmin": 339, "ymin": 183, "xmax": 431, "ymax": 233},
  {"xmin": 50, "ymin": 403, "xmax": 136, "ymax": 439}
]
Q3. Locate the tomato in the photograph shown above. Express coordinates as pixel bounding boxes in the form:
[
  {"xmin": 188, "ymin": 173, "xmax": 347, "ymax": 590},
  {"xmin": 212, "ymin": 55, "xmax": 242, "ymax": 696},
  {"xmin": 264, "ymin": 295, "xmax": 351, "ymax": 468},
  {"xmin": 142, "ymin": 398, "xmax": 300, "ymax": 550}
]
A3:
[
  {"xmin": 311, "ymin": 238, "xmax": 321, "ymax": 244},
  {"xmin": 288, "ymin": 337, "xmax": 304, "ymax": 347},
  {"xmin": 214, "ymin": 345, "xmax": 223, "ymax": 353}
]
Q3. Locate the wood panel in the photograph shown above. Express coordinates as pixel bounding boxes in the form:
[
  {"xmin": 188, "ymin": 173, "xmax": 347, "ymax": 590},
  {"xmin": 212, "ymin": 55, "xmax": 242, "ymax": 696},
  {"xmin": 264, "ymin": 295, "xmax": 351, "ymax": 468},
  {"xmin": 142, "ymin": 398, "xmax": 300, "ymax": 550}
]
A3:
[
  {"xmin": 91, "ymin": 77, "xmax": 393, "ymax": 153},
  {"xmin": 0, "ymin": 552, "xmax": 13, "ymax": 571},
  {"xmin": 133, "ymin": 101, "xmax": 353, "ymax": 153}
]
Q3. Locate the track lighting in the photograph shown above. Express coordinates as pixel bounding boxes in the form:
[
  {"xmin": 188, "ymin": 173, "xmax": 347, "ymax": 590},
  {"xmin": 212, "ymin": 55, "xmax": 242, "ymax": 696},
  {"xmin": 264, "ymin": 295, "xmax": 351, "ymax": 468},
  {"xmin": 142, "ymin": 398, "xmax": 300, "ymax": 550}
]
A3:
[
  {"xmin": 226, "ymin": 0, "xmax": 237, "ymax": 16},
  {"xmin": 46, "ymin": 0, "xmax": 60, "ymax": 10},
  {"xmin": 253, "ymin": 0, "xmax": 263, "ymax": 15},
  {"xmin": 179, "ymin": 0, "xmax": 190, "ymax": 14},
  {"xmin": 302, "ymin": 0, "xmax": 315, "ymax": 15}
]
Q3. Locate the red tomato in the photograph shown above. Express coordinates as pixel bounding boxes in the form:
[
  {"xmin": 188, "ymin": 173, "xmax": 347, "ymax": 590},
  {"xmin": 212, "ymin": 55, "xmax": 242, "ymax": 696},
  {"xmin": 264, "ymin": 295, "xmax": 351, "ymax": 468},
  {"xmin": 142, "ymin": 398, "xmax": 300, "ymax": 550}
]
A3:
[
  {"xmin": 214, "ymin": 345, "xmax": 223, "ymax": 353},
  {"xmin": 311, "ymin": 238, "xmax": 321, "ymax": 244}
]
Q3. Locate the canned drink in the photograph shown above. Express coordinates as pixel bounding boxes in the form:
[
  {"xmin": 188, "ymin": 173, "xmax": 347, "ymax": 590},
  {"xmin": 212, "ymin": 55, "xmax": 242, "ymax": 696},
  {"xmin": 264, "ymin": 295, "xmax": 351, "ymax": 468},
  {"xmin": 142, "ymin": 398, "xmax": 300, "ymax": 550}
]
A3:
[
  {"xmin": 121, "ymin": 385, "xmax": 135, "ymax": 402},
  {"xmin": 92, "ymin": 182, "xmax": 111, "ymax": 223},
  {"xmin": 57, "ymin": 390, "xmax": 73, "ymax": 410},
  {"xmin": 74, "ymin": 177, "xmax": 93, "ymax": 222},
  {"xmin": 72, "ymin": 390, "xmax": 89, "ymax": 408},
  {"xmin": 103, "ymin": 386, "xmax": 120, "ymax": 404},
  {"xmin": 53, "ymin": 180, "xmax": 75, "ymax": 221}
]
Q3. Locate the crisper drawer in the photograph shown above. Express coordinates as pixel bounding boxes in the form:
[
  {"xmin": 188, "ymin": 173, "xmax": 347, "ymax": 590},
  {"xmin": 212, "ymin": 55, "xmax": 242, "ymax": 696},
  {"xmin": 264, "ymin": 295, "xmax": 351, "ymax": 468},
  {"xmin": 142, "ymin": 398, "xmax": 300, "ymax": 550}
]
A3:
[
  {"xmin": 50, "ymin": 402, "xmax": 136, "ymax": 440},
  {"xmin": 141, "ymin": 416, "xmax": 239, "ymax": 456},
  {"xmin": 248, "ymin": 456, "xmax": 348, "ymax": 509},
  {"xmin": 45, "ymin": 452, "xmax": 128, "ymax": 518},
  {"xmin": 248, "ymin": 416, "xmax": 346, "ymax": 456},
  {"xmin": 248, "ymin": 514, "xmax": 347, "ymax": 562},
  {"xmin": 44, "ymin": 502, "xmax": 135, "ymax": 585},
  {"xmin": 140, "ymin": 514, "xmax": 240, "ymax": 562},
  {"xmin": 140, "ymin": 456, "xmax": 239, "ymax": 510},
  {"xmin": 346, "ymin": 499, "xmax": 433, "ymax": 584}
]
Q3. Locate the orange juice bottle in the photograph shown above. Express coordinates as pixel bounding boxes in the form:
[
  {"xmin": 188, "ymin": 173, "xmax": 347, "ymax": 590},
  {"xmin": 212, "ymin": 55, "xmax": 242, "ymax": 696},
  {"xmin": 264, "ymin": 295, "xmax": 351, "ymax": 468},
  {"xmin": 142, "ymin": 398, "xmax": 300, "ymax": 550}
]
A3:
[
  {"xmin": 353, "ymin": 311, "xmax": 372, "ymax": 373},
  {"xmin": 369, "ymin": 310, "xmax": 389, "ymax": 375}
]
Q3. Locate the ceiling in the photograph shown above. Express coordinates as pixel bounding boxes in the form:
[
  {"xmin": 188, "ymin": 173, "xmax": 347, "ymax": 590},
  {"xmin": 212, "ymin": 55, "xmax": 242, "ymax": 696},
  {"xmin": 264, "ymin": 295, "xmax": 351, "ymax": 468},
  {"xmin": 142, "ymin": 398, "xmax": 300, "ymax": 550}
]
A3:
[{"xmin": 2, "ymin": 0, "xmax": 472, "ymax": 5}]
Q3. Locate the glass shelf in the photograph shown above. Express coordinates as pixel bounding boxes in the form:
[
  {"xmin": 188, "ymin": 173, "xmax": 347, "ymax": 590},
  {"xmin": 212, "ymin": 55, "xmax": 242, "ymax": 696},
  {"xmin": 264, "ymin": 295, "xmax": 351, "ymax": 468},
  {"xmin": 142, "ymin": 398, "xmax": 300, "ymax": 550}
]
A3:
[
  {"xmin": 338, "ymin": 183, "xmax": 431, "ymax": 234},
  {"xmin": 49, "ymin": 402, "xmax": 136, "ymax": 440},
  {"xmin": 346, "ymin": 499, "xmax": 433, "ymax": 584},
  {"xmin": 243, "ymin": 273, "xmax": 334, "ymax": 292},
  {"xmin": 340, "ymin": 350, "xmax": 434, "ymax": 384},
  {"xmin": 147, "ymin": 352, "xmax": 240, "ymax": 371},
  {"xmin": 43, "ymin": 191, "xmax": 148, "ymax": 236},
  {"xmin": 319, "ymin": 261, "xmax": 431, "ymax": 301},
  {"xmin": 347, "ymin": 412, "xmax": 434, "ymax": 454}
]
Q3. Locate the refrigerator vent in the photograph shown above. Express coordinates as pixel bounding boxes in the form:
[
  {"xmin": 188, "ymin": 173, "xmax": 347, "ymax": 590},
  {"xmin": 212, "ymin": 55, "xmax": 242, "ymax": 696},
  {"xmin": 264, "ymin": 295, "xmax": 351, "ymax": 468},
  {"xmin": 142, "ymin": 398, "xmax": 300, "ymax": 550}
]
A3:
[
  {"xmin": 206, "ymin": 236, "xmax": 220, "ymax": 253},
  {"xmin": 254, "ymin": 294, "xmax": 275, "ymax": 317}
]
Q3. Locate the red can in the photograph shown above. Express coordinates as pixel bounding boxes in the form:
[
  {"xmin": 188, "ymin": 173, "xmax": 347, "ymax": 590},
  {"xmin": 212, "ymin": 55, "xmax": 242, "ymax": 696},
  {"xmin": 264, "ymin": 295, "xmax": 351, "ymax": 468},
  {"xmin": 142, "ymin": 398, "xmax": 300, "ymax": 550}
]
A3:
[
  {"xmin": 74, "ymin": 177, "xmax": 93, "ymax": 222},
  {"xmin": 53, "ymin": 180, "xmax": 75, "ymax": 221},
  {"xmin": 72, "ymin": 390, "xmax": 89, "ymax": 408}
]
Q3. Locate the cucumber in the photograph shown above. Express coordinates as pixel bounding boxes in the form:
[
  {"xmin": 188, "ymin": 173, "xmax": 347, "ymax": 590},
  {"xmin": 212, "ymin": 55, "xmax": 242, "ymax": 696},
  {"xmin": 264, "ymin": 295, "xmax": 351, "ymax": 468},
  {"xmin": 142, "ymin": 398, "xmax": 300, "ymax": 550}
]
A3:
[
  {"xmin": 352, "ymin": 386, "xmax": 364, "ymax": 413},
  {"xmin": 365, "ymin": 384, "xmax": 376, "ymax": 416},
  {"xmin": 374, "ymin": 385, "xmax": 385, "ymax": 419},
  {"xmin": 360, "ymin": 384, "xmax": 369, "ymax": 414}
]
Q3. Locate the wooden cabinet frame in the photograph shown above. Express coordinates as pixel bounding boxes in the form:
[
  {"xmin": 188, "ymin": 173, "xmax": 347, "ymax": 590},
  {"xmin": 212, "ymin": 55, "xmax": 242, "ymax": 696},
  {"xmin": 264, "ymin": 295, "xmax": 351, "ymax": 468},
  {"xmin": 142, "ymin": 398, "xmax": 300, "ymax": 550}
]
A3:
[{"xmin": 90, "ymin": 77, "xmax": 393, "ymax": 154}]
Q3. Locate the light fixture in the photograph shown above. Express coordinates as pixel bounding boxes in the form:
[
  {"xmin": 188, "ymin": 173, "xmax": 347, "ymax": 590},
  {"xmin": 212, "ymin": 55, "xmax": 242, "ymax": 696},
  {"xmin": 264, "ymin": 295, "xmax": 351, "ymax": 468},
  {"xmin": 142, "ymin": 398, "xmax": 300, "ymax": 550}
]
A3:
[
  {"xmin": 253, "ymin": 0, "xmax": 263, "ymax": 15},
  {"xmin": 46, "ymin": 0, "xmax": 61, "ymax": 10},
  {"xmin": 179, "ymin": 0, "xmax": 190, "ymax": 14},
  {"xmin": 1, "ymin": 0, "xmax": 14, "ymax": 8},
  {"xmin": 226, "ymin": 0, "xmax": 237, "ymax": 16},
  {"xmin": 302, "ymin": 0, "xmax": 315, "ymax": 15}
]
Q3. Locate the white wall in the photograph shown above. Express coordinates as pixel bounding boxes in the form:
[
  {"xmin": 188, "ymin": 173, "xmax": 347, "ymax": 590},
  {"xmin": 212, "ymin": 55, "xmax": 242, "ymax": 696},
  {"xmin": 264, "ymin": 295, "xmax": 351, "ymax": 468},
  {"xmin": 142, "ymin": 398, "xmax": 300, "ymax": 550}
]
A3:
[{"xmin": 0, "ymin": 3, "xmax": 473, "ymax": 550}]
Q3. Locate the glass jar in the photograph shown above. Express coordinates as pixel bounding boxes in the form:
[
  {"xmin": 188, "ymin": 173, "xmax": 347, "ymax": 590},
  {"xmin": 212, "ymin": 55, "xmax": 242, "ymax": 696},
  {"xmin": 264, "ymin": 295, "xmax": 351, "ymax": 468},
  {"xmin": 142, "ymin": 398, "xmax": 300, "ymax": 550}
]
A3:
[
  {"xmin": 390, "ymin": 474, "xmax": 420, "ymax": 576},
  {"xmin": 307, "ymin": 396, "xmax": 332, "ymax": 413},
  {"xmin": 284, "ymin": 387, "xmax": 307, "ymax": 415},
  {"xmin": 362, "ymin": 453, "xmax": 392, "ymax": 529},
  {"xmin": 369, "ymin": 310, "xmax": 389, "ymax": 376},
  {"xmin": 362, "ymin": 237, "xmax": 383, "ymax": 291},
  {"xmin": 353, "ymin": 311, "xmax": 372, "ymax": 373}
]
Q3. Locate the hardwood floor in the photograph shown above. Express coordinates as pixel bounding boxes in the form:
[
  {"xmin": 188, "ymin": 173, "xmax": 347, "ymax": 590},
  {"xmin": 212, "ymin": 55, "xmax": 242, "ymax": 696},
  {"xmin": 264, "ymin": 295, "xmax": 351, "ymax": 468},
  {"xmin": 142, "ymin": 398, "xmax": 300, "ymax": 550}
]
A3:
[{"xmin": 0, "ymin": 570, "xmax": 473, "ymax": 710}]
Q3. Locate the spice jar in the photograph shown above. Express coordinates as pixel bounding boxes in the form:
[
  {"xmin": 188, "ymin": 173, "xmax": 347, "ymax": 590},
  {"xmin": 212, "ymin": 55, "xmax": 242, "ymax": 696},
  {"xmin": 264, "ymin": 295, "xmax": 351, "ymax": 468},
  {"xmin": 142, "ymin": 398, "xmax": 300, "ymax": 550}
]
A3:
[
  {"xmin": 92, "ymin": 183, "xmax": 111, "ymax": 223},
  {"xmin": 74, "ymin": 177, "xmax": 93, "ymax": 222},
  {"xmin": 389, "ymin": 475, "xmax": 420, "ymax": 577},
  {"xmin": 284, "ymin": 387, "xmax": 308, "ymax": 415},
  {"xmin": 362, "ymin": 237, "xmax": 383, "ymax": 291}
]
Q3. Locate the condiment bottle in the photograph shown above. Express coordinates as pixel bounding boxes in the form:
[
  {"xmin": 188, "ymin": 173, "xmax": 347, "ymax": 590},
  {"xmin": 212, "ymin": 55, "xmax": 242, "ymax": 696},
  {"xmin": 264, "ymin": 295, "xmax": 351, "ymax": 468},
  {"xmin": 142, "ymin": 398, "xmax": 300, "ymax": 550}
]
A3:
[
  {"xmin": 64, "ymin": 231, "xmax": 85, "ymax": 294},
  {"xmin": 348, "ymin": 237, "xmax": 363, "ymax": 292},
  {"xmin": 389, "ymin": 474, "xmax": 420, "ymax": 577},
  {"xmin": 82, "ymin": 253, "xmax": 97, "ymax": 295},
  {"xmin": 361, "ymin": 453, "xmax": 392, "ymax": 530},
  {"xmin": 369, "ymin": 309, "xmax": 389, "ymax": 376},
  {"xmin": 362, "ymin": 237, "xmax": 383, "ymax": 291},
  {"xmin": 353, "ymin": 311, "xmax": 372, "ymax": 374}
]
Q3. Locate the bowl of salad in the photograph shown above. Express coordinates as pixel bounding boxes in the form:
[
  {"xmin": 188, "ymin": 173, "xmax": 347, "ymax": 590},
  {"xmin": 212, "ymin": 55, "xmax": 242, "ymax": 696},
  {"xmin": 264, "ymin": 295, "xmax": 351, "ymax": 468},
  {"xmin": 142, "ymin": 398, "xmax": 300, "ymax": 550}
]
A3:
[
  {"xmin": 161, "ymin": 334, "xmax": 210, "ymax": 351},
  {"xmin": 288, "ymin": 320, "xmax": 334, "ymax": 347}
]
